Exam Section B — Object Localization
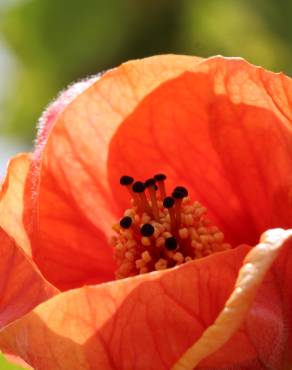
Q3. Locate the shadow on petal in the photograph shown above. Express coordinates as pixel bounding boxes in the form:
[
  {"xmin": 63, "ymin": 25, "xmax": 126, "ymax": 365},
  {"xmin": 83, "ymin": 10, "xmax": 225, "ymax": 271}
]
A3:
[
  {"xmin": 23, "ymin": 55, "xmax": 203, "ymax": 291},
  {"xmin": 0, "ymin": 246, "xmax": 250, "ymax": 370},
  {"xmin": 1, "ymin": 232, "xmax": 291, "ymax": 370},
  {"xmin": 108, "ymin": 67, "xmax": 292, "ymax": 247},
  {"xmin": 174, "ymin": 229, "xmax": 292, "ymax": 370},
  {"xmin": 0, "ymin": 228, "xmax": 58, "ymax": 330}
]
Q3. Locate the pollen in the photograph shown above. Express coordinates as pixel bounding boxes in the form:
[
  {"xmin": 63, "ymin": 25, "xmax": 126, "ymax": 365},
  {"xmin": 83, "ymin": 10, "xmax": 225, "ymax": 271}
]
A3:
[{"xmin": 112, "ymin": 174, "xmax": 232, "ymax": 279}]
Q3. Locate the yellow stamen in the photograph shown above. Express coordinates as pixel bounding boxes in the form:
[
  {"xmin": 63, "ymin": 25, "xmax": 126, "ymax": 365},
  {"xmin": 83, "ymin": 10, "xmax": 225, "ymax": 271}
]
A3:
[{"xmin": 112, "ymin": 174, "xmax": 232, "ymax": 279}]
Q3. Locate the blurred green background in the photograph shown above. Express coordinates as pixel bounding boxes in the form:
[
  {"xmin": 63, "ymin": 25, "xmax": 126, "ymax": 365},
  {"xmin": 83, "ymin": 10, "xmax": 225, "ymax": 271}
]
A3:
[
  {"xmin": 0, "ymin": 355, "xmax": 27, "ymax": 370},
  {"xmin": 0, "ymin": 0, "xmax": 292, "ymax": 368},
  {"xmin": 1, "ymin": 0, "xmax": 292, "ymax": 144}
]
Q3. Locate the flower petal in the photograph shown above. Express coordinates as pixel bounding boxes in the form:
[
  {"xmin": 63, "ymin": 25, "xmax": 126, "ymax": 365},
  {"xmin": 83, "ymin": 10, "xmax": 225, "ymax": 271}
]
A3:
[
  {"xmin": 2, "ymin": 230, "xmax": 291, "ymax": 369},
  {"xmin": 108, "ymin": 57, "xmax": 292, "ymax": 246},
  {"xmin": 0, "ymin": 227, "xmax": 58, "ymax": 330},
  {"xmin": 25, "ymin": 55, "xmax": 203, "ymax": 290},
  {"xmin": 269, "ymin": 229, "xmax": 292, "ymax": 367},
  {"xmin": 0, "ymin": 245, "xmax": 265, "ymax": 370},
  {"xmin": 174, "ymin": 228, "xmax": 292, "ymax": 370},
  {"xmin": 0, "ymin": 154, "xmax": 31, "ymax": 255}
]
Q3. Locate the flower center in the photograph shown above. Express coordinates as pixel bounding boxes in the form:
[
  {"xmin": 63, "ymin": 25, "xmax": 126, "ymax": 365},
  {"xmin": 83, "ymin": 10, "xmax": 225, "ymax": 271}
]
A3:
[{"xmin": 111, "ymin": 174, "xmax": 232, "ymax": 279}]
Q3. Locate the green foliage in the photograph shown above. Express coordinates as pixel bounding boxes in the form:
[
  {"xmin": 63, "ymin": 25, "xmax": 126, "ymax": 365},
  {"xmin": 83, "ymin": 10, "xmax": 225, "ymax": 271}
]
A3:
[
  {"xmin": 1, "ymin": 0, "xmax": 292, "ymax": 141},
  {"xmin": 0, "ymin": 353, "xmax": 25, "ymax": 370}
]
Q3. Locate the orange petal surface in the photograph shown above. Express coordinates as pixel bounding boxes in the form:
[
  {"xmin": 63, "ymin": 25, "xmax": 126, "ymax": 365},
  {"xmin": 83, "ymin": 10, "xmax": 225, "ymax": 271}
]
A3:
[
  {"xmin": 0, "ymin": 154, "xmax": 31, "ymax": 255},
  {"xmin": 0, "ymin": 245, "xmax": 248, "ymax": 370},
  {"xmin": 174, "ymin": 228, "xmax": 292, "ymax": 370},
  {"xmin": 1, "ymin": 229, "xmax": 291, "ymax": 370},
  {"xmin": 24, "ymin": 55, "xmax": 203, "ymax": 290},
  {"xmin": 108, "ymin": 57, "xmax": 292, "ymax": 247},
  {"xmin": 0, "ymin": 227, "xmax": 58, "ymax": 330}
]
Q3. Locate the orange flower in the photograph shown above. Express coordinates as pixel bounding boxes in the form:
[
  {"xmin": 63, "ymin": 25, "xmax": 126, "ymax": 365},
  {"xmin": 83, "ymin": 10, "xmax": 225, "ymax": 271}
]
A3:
[{"xmin": 0, "ymin": 55, "xmax": 292, "ymax": 370}]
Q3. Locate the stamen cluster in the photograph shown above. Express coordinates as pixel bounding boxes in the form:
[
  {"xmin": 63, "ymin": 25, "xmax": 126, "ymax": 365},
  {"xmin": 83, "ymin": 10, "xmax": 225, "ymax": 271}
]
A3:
[{"xmin": 111, "ymin": 174, "xmax": 232, "ymax": 279}]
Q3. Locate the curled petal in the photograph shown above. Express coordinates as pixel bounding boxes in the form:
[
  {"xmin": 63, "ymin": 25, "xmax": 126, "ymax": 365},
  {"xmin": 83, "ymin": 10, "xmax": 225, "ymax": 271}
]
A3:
[
  {"xmin": 0, "ymin": 154, "xmax": 31, "ymax": 255},
  {"xmin": 0, "ymin": 227, "xmax": 58, "ymax": 330},
  {"xmin": 108, "ymin": 57, "xmax": 292, "ymax": 246},
  {"xmin": 0, "ymin": 245, "xmax": 256, "ymax": 370},
  {"xmin": 0, "ymin": 154, "xmax": 57, "ymax": 366},
  {"xmin": 2, "ymin": 230, "xmax": 291, "ymax": 369},
  {"xmin": 25, "ymin": 55, "xmax": 203, "ymax": 290},
  {"xmin": 174, "ymin": 228, "xmax": 292, "ymax": 370},
  {"xmin": 0, "ymin": 245, "xmax": 247, "ymax": 369}
]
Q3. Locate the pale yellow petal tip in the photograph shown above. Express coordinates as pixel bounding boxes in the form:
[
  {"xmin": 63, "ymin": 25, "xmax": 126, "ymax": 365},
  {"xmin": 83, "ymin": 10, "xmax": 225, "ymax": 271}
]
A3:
[{"xmin": 260, "ymin": 228, "xmax": 292, "ymax": 247}]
